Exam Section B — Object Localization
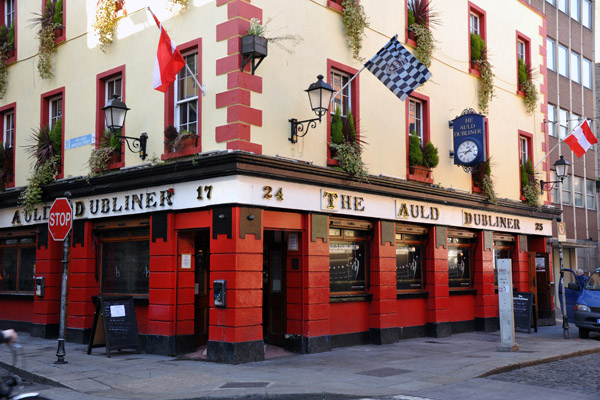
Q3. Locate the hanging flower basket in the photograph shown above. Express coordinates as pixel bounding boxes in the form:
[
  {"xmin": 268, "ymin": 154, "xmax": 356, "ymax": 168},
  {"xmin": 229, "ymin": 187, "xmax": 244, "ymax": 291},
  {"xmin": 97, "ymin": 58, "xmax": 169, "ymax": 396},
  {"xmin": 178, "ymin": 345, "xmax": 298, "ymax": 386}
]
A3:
[{"xmin": 241, "ymin": 35, "xmax": 267, "ymax": 58}]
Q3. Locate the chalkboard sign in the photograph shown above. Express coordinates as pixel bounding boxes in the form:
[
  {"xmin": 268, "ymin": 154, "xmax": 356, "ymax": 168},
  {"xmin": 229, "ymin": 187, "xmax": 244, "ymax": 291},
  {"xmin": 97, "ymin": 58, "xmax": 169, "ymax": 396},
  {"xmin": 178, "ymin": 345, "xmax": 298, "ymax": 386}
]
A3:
[
  {"xmin": 513, "ymin": 292, "xmax": 537, "ymax": 334},
  {"xmin": 87, "ymin": 296, "xmax": 140, "ymax": 357}
]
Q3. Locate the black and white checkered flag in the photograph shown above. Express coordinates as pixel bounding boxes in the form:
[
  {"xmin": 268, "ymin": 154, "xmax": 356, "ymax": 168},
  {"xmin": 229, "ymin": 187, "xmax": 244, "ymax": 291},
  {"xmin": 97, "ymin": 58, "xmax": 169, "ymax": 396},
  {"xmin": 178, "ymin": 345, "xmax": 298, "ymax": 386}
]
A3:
[{"xmin": 365, "ymin": 36, "xmax": 432, "ymax": 101}]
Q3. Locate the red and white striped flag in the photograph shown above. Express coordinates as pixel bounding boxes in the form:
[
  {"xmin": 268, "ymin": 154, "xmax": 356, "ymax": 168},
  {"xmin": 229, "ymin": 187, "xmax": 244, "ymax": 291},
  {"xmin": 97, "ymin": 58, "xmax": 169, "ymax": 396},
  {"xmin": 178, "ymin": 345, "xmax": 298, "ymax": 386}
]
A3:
[
  {"xmin": 150, "ymin": 10, "xmax": 185, "ymax": 92},
  {"xmin": 564, "ymin": 119, "xmax": 597, "ymax": 158}
]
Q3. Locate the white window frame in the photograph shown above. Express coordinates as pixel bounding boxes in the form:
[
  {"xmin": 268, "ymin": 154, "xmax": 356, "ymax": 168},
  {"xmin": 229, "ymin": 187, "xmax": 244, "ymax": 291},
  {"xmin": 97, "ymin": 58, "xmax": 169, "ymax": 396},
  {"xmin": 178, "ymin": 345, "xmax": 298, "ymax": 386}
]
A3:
[
  {"xmin": 550, "ymin": 171, "xmax": 559, "ymax": 203},
  {"xmin": 548, "ymin": 104, "xmax": 557, "ymax": 137},
  {"xmin": 469, "ymin": 13, "xmax": 480, "ymax": 35},
  {"xmin": 3, "ymin": 110, "xmax": 13, "ymax": 148},
  {"xmin": 574, "ymin": 177, "xmax": 584, "ymax": 207},
  {"xmin": 582, "ymin": 57, "xmax": 592, "ymax": 89},
  {"xmin": 582, "ymin": 0, "xmax": 591, "ymax": 28},
  {"xmin": 558, "ymin": 0, "xmax": 568, "ymax": 13},
  {"xmin": 4, "ymin": 0, "xmax": 14, "ymax": 29},
  {"xmin": 546, "ymin": 0, "xmax": 556, "ymax": 4},
  {"xmin": 561, "ymin": 175, "xmax": 572, "ymax": 206},
  {"xmin": 49, "ymin": 96, "xmax": 62, "ymax": 131},
  {"xmin": 559, "ymin": 108, "xmax": 568, "ymax": 139},
  {"xmin": 408, "ymin": 98, "xmax": 423, "ymax": 145},
  {"xmin": 558, "ymin": 44, "xmax": 568, "ymax": 77},
  {"xmin": 331, "ymin": 69, "xmax": 351, "ymax": 119},
  {"xmin": 570, "ymin": 0, "xmax": 580, "ymax": 21},
  {"xmin": 570, "ymin": 51, "xmax": 580, "ymax": 83},
  {"xmin": 174, "ymin": 51, "xmax": 198, "ymax": 135},
  {"xmin": 517, "ymin": 41, "xmax": 526, "ymax": 63},
  {"xmin": 520, "ymin": 137, "xmax": 529, "ymax": 164},
  {"xmin": 586, "ymin": 180, "xmax": 595, "ymax": 210},
  {"xmin": 547, "ymin": 38, "xmax": 556, "ymax": 71}
]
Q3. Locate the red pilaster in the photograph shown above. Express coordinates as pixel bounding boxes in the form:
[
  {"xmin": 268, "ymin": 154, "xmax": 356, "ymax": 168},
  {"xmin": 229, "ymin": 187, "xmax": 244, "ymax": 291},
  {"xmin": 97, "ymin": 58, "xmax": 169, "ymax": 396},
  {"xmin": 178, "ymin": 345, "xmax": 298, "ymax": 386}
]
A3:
[
  {"xmin": 425, "ymin": 226, "xmax": 449, "ymax": 323},
  {"xmin": 32, "ymin": 231, "xmax": 63, "ymax": 328},
  {"xmin": 369, "ymin": 222, "xmax": 397, "ymax": 330},
  {"xmin": 513, "ymin": 235, "xmax": 530, "ymax": 292},
  {"xmin": 68, "ymin": 221, "xmax": 98, "ymax": 331},
  {"xmin": 208, "ymin": 207, "xmax": 263, "ymax": 344},
  {"xmin": 473, "ymin": 232, "xmax": 496, "ymax": 319}
]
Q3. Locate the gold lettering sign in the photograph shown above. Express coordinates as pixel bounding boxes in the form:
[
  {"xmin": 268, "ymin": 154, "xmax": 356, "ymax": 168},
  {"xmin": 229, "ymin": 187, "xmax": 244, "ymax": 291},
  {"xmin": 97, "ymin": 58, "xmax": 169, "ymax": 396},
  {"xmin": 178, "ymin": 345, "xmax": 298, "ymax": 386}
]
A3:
[
  {"xmin": 321, "ymin": 190, "xmax": 365, "ymax": 212},
  {"xmin": 463, "ymin": 212, "xmax": 522, "ymax": 230}
]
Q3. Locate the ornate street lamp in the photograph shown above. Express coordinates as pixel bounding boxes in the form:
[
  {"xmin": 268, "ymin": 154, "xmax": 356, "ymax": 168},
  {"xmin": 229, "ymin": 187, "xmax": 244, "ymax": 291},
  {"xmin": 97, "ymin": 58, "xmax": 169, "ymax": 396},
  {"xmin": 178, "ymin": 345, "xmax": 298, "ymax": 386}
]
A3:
[
  {"xmin": 289, "ymin": 75, "xmax": 335, "ymax": 143},
  {"xmin": 102, "ymin": 95, "xmax": 148, "ymax": 160}
]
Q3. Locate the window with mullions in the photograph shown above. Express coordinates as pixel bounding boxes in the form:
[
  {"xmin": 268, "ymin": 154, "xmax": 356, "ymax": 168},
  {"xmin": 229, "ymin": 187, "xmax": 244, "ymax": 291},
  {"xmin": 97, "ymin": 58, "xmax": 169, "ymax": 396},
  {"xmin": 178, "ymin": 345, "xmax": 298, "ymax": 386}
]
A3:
[
  {"xmin": 586, "ymin": 180, "xmax": 596, "ymax": 209},
  {"xmin": 0, "ymin": 237, "xmax": 36, "ymax": 293},
  {"xmin": 558, "ymin": 0, "xmax": 568, "ymax": 13},
  {"xmin": 561, "ymin": 175, "xmax": 572, "ymax": 206},
  {"xmin": 408, "ymin": 98, "xmax": 423, "ymax": 144},
  {"xmin": 447, "ymin": 236, "xmax": 473, "ymax": 288},
  {"xmin": 396, "ymin": 232, "xmax": 425, "ymax": 290},
  {"xmin": 329, "ymin": 227, "xmax": 369, "ymax": 293},
  {"xmin": 175, "ymin": 52, "xmax": 198, "ymax": 135},
  {"xmin": 574, "ymin": 177, "xmax": 584, "ymax": 207},
  {"xmin": 3, "ymin": 109, "xmax": 13, "ymax": 148},
  {"xmin": 49, "ymin": 96, "xmax": 62, "ymax": 131},
  {"xmin": 582, "ymin": 0, "xmax": 591, "ymax": 28},
  {"xmin": 331, "ymin": 69, "xmax": 351, "ymax": 122},
  {"xmin": 4, "ymin": 0, "xmax": 14, "ymax": 29},
  {"xmin": 547, "ymin": 38, "xmax": 556, "ymax": 71},
  {"xmin": 99, "ymin": 228, "xmax": 150, "ymax": 296},
  {"xmin": 548, "ymin": 104, "xmax": 557, "ymax": 137},
  {"xmin": 570, "ymin": 0, "xmax": 580, "ymax": 21}
]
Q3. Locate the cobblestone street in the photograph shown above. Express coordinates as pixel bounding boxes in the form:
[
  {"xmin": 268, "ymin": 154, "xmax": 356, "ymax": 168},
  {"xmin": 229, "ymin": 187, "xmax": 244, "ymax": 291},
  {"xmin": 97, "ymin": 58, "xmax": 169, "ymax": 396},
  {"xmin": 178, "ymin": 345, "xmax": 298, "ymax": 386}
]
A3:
[{"xmin": 490, "ymin": 351, "xmax": 600, "ymax": 395}]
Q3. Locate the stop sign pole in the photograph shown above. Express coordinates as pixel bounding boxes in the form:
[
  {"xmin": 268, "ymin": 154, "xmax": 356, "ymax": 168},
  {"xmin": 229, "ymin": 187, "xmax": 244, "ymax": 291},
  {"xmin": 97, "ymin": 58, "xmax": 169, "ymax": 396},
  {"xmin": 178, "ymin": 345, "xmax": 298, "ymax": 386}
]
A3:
[{"xmin": 49, "ymin": 194, "xmax": 73, "ymax": 364}]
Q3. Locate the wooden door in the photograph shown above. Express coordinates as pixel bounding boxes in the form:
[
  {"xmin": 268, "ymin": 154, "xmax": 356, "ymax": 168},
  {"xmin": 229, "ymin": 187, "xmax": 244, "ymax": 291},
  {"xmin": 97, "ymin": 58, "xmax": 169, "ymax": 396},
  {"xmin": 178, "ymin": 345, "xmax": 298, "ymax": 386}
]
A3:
[
  {"xmin": 263, "ymin": 231, "xmax": 286, "ymax": 347},
  {"xmin": 194, "ymin": 230, "xmax": 210, "ymax": 346},
  {"xmin": 534, "ymin": 253, "xmax": 552, "ymax": 320},
  {"xmin": 528, "ymin": 252, "xmax": 538, "ymax": 319}
]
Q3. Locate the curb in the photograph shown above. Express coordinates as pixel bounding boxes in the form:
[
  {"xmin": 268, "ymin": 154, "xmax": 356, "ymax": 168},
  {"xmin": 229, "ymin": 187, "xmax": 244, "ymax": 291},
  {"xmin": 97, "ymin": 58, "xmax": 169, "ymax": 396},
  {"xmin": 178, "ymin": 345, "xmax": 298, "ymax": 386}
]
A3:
[
  {"xmin": 477, "ymin": 346, "xmax": 600, "ymax": 378},
  {"xmin": 0, "ymin": 360, "xmax": 67, "ymax": 389}
]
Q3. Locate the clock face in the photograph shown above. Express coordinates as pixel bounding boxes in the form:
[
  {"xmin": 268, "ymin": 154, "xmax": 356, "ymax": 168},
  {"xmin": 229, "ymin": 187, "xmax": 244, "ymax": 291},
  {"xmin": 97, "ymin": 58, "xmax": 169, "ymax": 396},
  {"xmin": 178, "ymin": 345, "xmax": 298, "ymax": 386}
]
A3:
[{"xmin": 456, "ymin": 140, "xmax": 479, "ymax": 164}]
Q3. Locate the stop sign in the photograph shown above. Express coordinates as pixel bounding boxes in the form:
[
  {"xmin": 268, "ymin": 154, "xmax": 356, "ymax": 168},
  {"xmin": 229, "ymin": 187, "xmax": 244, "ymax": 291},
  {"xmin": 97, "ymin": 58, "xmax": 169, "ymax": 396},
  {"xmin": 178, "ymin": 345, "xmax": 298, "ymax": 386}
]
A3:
[{"xmin": 48, "ymin": 198, "xmax": 73, "ymax": 241}]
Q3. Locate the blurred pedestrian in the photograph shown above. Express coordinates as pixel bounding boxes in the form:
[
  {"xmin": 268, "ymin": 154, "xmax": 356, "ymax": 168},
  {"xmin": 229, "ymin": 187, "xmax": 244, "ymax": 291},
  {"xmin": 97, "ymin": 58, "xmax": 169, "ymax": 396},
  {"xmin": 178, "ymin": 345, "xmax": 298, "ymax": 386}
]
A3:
[
  {"xmin": 576, "ymin": 269, "xmax": 589, "ymax": 288},
  {"xmin": 0, "ymin": 329, "xmax": 17, "ymax": 344}
]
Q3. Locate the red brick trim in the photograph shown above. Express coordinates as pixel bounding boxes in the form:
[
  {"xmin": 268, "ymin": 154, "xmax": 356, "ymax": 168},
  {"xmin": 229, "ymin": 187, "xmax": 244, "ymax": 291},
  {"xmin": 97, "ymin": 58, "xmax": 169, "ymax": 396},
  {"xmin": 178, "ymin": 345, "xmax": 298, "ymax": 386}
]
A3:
[
  {"xmin": 216, "ymin": 19, "xmax": 249, "ymax": 42},
  {"xmin": 227, "ymin": 71, "xmax": 262, "ymax": 92},
  {"xmin": 227, "ymin": 0, "xmax": 261, "ymax": 20},
  {"xmin": 227, "ymin": 105, "xmax": 262, "ymax": 126},
  {"xmin": 226, "ymin": 140, "xmax": 262, "ymax": 154},
  {"xmin": 216, "ymin": 89, "xmax": 251, "ymax": 108},
  {"xmin": 216, "ymin": 54, "xmax": 245, "ymax": 75},
  {"xmin": 216, "ymin": 123, "xmax": 251, "ymax": 142}
]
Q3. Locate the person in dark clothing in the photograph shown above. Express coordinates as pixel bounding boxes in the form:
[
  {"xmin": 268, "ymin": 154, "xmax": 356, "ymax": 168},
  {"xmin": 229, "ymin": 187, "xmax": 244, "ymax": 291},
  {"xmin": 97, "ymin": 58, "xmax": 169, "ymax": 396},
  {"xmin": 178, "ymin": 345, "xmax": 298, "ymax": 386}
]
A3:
[
  {"xmin": 0, "ymin": 329, "xmax": 17, "ymax": 344},
  {"xmin": 576, "ymin": 269, "xmax": 589, "ymax": 288}
]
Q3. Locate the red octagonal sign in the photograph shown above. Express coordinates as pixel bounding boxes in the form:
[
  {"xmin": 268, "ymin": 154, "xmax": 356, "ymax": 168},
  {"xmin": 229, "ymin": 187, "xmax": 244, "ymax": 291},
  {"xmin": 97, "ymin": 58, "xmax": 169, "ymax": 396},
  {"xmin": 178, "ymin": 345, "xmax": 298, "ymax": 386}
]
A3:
[{"xmin": 48, "ymin": 198, "xmax": 73, "ymax": 241}]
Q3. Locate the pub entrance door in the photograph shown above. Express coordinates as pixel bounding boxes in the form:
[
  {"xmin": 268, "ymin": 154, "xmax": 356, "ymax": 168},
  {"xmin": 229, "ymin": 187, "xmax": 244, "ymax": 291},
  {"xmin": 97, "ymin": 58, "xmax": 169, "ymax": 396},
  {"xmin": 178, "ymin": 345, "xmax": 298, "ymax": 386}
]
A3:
[
  {"xmin": 263, "ymin": 230, "xmax": 286, "ymax": 347},
  {"xmin": 194, "ymin": 230, "xmax": 210, "ymax": 346},
  {"xmin": 533, "ymin": 252, "xmax": 553, "ymax": 322}
]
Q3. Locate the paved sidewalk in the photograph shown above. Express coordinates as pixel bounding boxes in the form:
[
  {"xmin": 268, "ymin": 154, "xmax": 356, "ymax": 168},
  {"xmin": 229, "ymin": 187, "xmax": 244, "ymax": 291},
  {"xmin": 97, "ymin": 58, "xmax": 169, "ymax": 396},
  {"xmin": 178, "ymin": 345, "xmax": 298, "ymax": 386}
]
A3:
[{"xmin": 2, "ymin": 322, "xmax": 599, "ymax": 400}]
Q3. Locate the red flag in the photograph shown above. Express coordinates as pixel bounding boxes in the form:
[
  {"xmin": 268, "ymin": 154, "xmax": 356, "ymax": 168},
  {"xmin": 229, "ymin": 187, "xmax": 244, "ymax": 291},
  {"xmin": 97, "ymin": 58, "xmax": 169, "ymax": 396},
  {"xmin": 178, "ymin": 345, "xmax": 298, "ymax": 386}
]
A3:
[
  {"xmin": 564, "ymin": 119, "xmax": 597, "ymax": 158},
  {"xmin": 151, "ymin": 12, "xmax": 185, "ymax": 92}
]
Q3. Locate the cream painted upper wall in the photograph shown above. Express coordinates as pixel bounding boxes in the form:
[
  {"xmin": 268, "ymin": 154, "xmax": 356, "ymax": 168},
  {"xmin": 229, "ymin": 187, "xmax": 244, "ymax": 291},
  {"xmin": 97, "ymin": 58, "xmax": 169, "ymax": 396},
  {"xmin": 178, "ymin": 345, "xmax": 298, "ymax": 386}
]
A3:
[{"xmin": 1, "ymin": 0, "xmax": 545, "ymax": 203}]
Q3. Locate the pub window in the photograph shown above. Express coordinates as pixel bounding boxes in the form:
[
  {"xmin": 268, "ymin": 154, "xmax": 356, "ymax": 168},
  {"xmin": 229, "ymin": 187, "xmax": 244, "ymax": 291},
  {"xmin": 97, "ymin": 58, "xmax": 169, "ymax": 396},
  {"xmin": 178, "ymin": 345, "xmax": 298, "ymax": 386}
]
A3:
[
  {"xmin": 493, "ymin": 235, "xmax": 515, "ymax": 286},
  {"xmin": 329, "ymin": 219, "xmax": 371, "ymax": 294},
  {"xmin": 447, "ymin": 230, "xmax": 475, "ymax": 288},
  {"xmin": 0, "ymin": 237, "xmax": 36, "ymax": 293},
  {"xmin": 395, "ymin": 225, "xmax": 427, "ymax": 291},
  {"xmin": 98, "ymin": 227, "xmax": 150, "ymax": 296}
]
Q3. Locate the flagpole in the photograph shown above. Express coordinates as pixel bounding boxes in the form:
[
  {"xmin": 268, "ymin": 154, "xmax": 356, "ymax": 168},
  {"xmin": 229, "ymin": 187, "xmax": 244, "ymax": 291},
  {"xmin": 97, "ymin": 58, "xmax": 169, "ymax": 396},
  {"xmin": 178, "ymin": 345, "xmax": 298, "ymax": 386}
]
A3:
[
  {"xmin": 147, "ymin": 7, "xmax": 205, "ymax": 96},
  {"xmin": 534, "ymin": 141, "xmax": 561, "ymax": 169}
]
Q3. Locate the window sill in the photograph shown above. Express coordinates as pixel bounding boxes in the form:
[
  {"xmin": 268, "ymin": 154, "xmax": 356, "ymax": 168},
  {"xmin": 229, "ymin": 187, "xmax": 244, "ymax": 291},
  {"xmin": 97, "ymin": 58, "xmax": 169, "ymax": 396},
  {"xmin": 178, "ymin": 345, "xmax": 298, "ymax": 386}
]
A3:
[
  {"xmin": 0, "ymin": 292, "xmax": 34, "ymax": 300},
  {"xmin": 92, "ymin": 295, "xmax": 149, "ymax": 306},
  {"xmin": 54, "ymin": 27, "xmax": 65, "ymax": 45},
  {"xmin": 406, "ymin": 29, "xmax": 417, "ymax": 47},
  {"xmin": 449, "ymin": 288, "xmax": 477, "ymax": 296},
  {"xmin": 327, "ymin": 1, "xmax": 343, "ymax": 13},
  {"xmin": 517, "ymin": 89, "xmax": 525, "ymax": 97},
  {"xmin": 469, "ymin": 61, "xmax": 481, "ymax": 77},
  {"xmin": 407, "ymin": 172, "xmax": 433, "ymax": 184},
  {"xmin": 161, "ymin": 146, "xmax": 201, "ymax": 161},
  {"xmin": 330, "ymin": 293, "xmax": 372, "ymax": 303},
  {"xmin": 397, "ymin": 290, "xmax": 429, "ymax": 299}
]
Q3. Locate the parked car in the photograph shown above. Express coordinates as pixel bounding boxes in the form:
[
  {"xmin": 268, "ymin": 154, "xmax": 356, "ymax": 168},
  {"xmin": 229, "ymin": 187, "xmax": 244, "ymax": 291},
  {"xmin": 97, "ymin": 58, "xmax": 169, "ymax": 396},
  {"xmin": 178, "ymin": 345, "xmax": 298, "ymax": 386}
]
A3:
[{"xmin": 563, "ymin": 268, "xmax": 600, "ymax": 338}]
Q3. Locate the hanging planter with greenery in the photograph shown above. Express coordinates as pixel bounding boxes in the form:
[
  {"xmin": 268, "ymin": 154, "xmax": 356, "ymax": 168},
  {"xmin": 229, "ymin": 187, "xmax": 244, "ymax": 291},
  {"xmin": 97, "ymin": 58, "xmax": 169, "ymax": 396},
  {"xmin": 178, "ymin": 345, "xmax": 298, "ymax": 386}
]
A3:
[
  {"xmin": 0, "ymin": 24, "xmax": 15, "ymax": 99},
  {"xmin": 518, "ymin": 59, "xmax": 538, "ymax": 114},
  {"xmin": 92, "ymin": 0, "xmax": 118, "ymax": 52},
  {"xmin": 470, "ymin": 34, "xmax": 494, "ymax": 114},
  {"xmin": 329, "ymin": 109, "xmax": 368, "ymax": 181},
  {"xmin": 30, "ymin": 0, "xmax": 63, "ymax": 79},
  {"xmin": 408, "ymin": 131, "xmax": 438, "ymax": 180},
  {"xmin": 472, "ymin": 157, "xmax": 497, "ymax": 204},
  {"xmin": 520, "ymin": 159, "xmax": 540, "ymax": 207},
  {"xmin": 407, "ymin": 0, "xmax": 437, "ymax": 68},
  {"xmin": 341, "ymin": 0, "xmax": 369, "ymax": 62},
  {"xmin": 164, "ymin": 125, "xmax": 197, "ymax": 153},
  {"xmin": 88, "ymin": 130, "xmax": 122, "ymax": 175}
]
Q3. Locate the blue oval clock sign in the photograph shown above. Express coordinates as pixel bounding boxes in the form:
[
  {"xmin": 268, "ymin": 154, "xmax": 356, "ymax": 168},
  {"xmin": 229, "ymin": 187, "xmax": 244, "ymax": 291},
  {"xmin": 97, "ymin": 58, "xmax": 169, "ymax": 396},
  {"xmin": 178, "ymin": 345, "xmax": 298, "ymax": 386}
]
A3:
[{"xmin": 452, "ymin": 112, "xmax": 486, "ymax": 167}]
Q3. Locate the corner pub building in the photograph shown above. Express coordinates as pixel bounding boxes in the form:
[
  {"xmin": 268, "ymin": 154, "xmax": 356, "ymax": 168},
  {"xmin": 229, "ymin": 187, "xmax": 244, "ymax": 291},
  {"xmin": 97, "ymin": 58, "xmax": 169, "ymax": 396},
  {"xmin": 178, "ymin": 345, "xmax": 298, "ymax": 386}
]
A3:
[
  {"xmin": 0, "ymin": 0, "xmax": 557, "ymax": 364},
  {"xmin": 0, "ymin": 151, "xmax": 560, "ymax": 363}
]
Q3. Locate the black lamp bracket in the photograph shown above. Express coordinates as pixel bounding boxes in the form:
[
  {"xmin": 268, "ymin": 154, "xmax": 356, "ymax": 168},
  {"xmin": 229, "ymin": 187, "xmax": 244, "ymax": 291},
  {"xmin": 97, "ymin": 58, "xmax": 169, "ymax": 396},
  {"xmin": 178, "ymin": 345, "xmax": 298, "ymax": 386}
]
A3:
[
  {"xmin": 289, "ymin": 116, "xmax": 322, "ymax": 144},
  {"xmin": 113, "ymin": 132, "xmax": 148, "ymax": 161},
  {"xmin": 540, "ymin": 177, "xmax": 564, "ymax": 194}
]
